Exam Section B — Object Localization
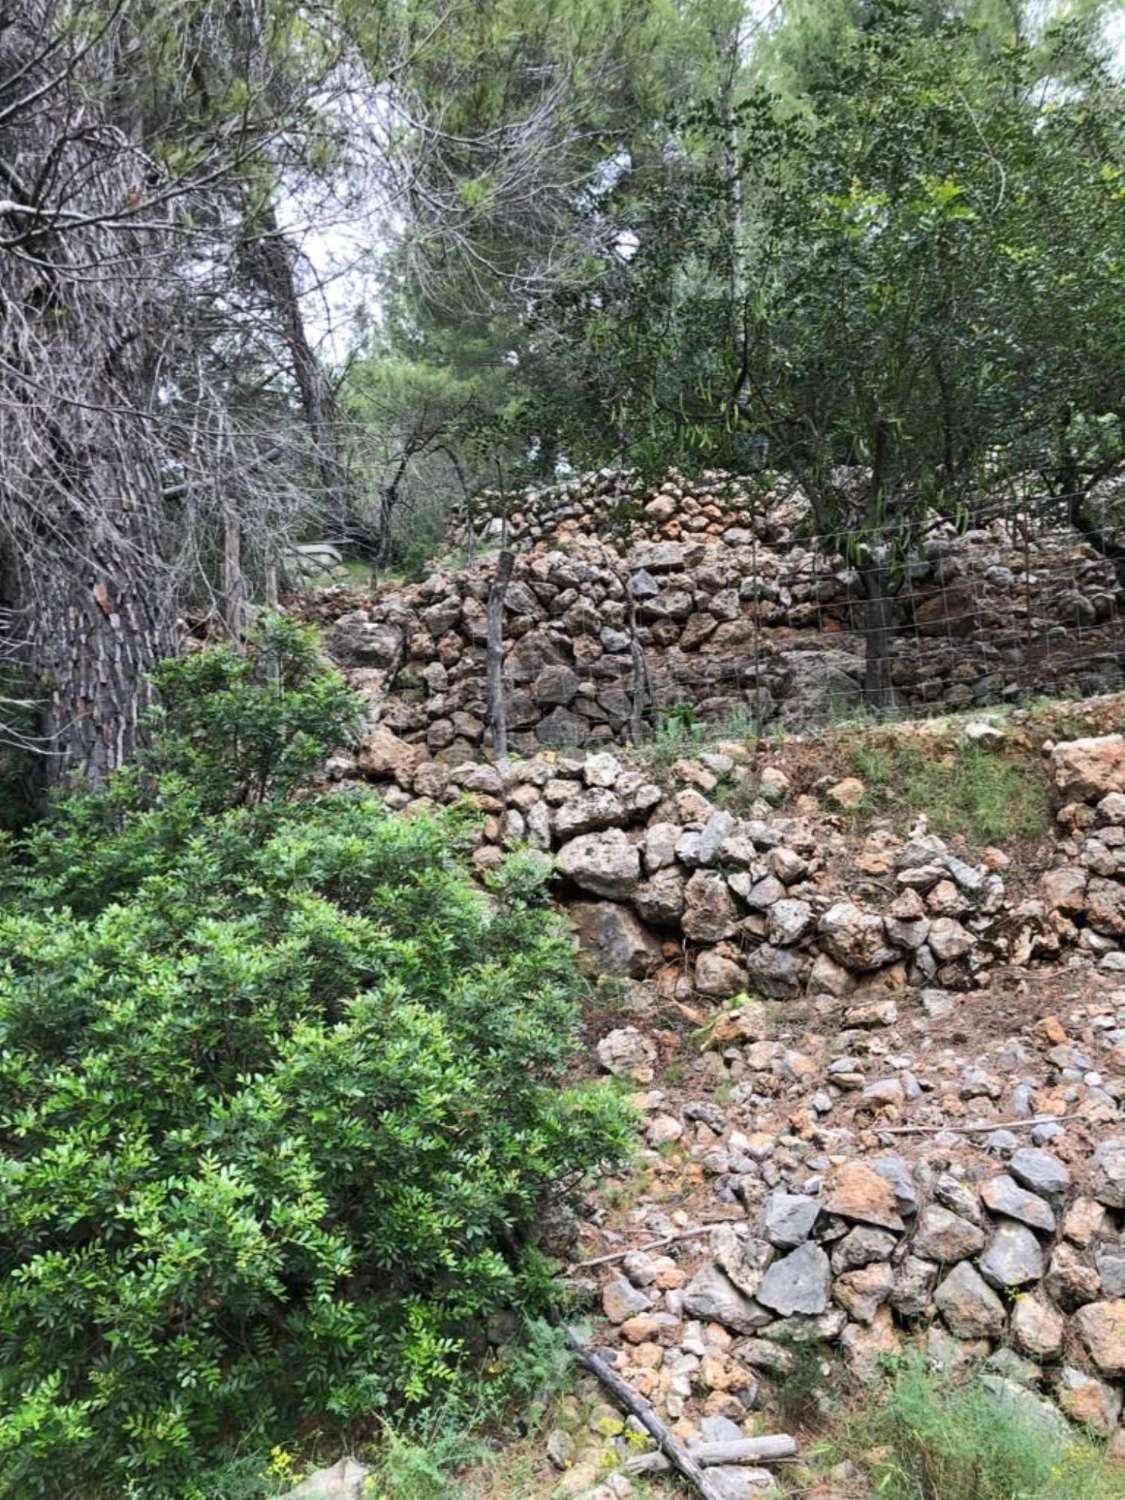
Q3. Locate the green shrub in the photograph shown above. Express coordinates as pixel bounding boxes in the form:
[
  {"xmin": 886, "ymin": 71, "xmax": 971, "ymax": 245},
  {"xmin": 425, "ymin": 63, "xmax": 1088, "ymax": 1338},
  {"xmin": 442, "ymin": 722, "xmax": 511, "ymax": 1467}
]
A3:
[
  {"xmin": 0, "ymin": 624, "xmax": 631, "ymax": 1497},
  {"xmin": 841, "ymin": 1356, "xmax": 1121, "ymax": 1500}
]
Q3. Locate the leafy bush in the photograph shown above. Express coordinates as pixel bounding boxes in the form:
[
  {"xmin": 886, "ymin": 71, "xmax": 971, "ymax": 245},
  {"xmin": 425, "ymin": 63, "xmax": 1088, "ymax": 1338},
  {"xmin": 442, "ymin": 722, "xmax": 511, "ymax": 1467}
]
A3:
[
  {"xmin": 0, "ymin": 622, "xmax": 631, "ymax": 1497},
  {"xmin": 841, "ymin": 1357, "xmax": 1121, "ymax": 1500}
]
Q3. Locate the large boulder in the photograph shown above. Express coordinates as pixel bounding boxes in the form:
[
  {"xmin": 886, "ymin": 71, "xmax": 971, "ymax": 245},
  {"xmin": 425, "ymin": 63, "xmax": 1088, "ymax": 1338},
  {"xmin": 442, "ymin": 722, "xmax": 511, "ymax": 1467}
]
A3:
[
  {"xmin": 355, "ymin": 725, "xmax": 425, "ymax": 788},
  {"xmin": 556, "ymin": 830, "xmax": 640, "ymax": 898},
  {"xmin": 818, "ymin": 902, "xmax": 898, "ymax": 972},
  {"xmin": 570, "ymin": 902, "xmax": 661, "ymax": 978},
  {"xmin": 682, "ymin": 871, "xmax": 739, "ymax": 943},
  {"xmin": 1051, "ymin": 735, "xmax": 1125, "ymax": 801}
]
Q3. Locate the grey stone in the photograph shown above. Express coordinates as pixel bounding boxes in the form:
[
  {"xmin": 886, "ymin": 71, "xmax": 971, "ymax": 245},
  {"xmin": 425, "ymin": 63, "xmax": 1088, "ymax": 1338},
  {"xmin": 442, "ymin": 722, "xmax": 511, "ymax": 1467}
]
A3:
[
  {"xmin": 745, "ymin": 943, "xmax": 804, "ymax": 999},
  {"xmin": 831, "ymin": 1227, "xmax": 898, "ymax": 1274},
  {"xmin": 602, "ymin": 1276, "xmax": 651, "ymax": 1323},
  {"xmin": 890, "ymin": 1255, "xmax": 940, "ymax": 1318},
  {"xmin": 632, "ymin": 868, "xmax": 686, "ymax": 926},
  {"xmin": 762, "ymin": 1192, "xmax": 821, "ymax": 1250},
  {"xmin": 980, "ymin": 1222, "xmax": 1044, "ymax": 1290},
  {"xmin": 980, "ymin": 1175, "xmax": 1056, "ymax": 1232},
  {"xmin": 282, "ymin": 1458, "xmax": 371, "ymax": 1500},
  {"xmin": 556, "ymin": 830, "xmax": 640, "ymax": 898},
  {"xmin": 683, "ymin": 1262, "xmax": 771, "ymax": 1334},
  {"xmin": 934, "ymin": 1261, "xmax": 1007, "ymax": 1338},
  {"xmin": 768, "ymin": 898, "xmax": 814, "ymax": 946},
  {"xmin": 682, "ymin": 870, "xmax": 739, "ymax": 942},
  {"xmin": 1009, "ymin": 1147, "xmax": 1071, "ymax": 1200},
  {"xmin": 756, "ymin": 1242, "xmax": 832, "ymax": 1317},
  {"xmin": 818, "ymin": 901, "xmax": 898, "ymax": 971},
  {"xmin": 1095, "ymin": 1247, "xmax": 1125, "ymax": 1299},
  {"xmin": 978, "ymin": 1377, "xmax": 1072, "ymax": 1447},
  {"xmin": 912, "ymin": 1205, "xmax": 985, "ymax": 1264},
  {"xmin": 570, "ymin": 902, "xmax": 661, "ymax": 978},
  {"xmin": 1093, "ymin": 1137, "xmax": 1125, "ymax": 1208},
  {"xmin": 554, "ymin": 788, "xmax": 626, "ymax": 838}
]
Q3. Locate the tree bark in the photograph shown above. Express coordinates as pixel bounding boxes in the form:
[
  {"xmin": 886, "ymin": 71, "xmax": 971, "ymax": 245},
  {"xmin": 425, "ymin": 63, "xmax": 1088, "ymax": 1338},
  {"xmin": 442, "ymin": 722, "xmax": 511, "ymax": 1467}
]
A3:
[
  {"xmin": 222, "ymin": 502, "xmax": 246, "ymax": 637},
  {"xmin": 26, "ymin": 469, "xmax": 177, "ymax": 784},
  {"xmin": 486, "ymin": 548, "xmax": 514, "ymax": 758}
]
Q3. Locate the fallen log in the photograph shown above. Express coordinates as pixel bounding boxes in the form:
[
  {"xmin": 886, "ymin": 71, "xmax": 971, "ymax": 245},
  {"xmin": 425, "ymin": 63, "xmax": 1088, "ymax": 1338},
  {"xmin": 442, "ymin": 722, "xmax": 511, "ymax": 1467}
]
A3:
[
  {"xmin": 626, "ymin": 1434, "xmax": 798, "ymax": 1474},
  {"xmin": 564, "ymin": 1333, "xmax": 729, "ymax": 1500}
]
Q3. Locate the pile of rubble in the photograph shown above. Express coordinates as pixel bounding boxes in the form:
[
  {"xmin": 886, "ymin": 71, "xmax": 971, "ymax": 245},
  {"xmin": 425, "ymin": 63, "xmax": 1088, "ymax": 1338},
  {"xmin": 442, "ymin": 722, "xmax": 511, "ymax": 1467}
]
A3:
[
  {"xmin": 305, "ymin": 470, "xmax": 1123, "ymax": 754},
  {"xmin": 327, "ymin": 728, "xmax": 1125, "ymax": 1495}
]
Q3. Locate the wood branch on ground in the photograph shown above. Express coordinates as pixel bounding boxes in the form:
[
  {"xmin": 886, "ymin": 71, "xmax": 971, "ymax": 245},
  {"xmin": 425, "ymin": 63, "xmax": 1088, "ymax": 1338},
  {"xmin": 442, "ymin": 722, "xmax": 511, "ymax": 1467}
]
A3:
[
  {"xmin": 562, "ymin": 1219, "xmax": 743, "ymax": 1273},
  {"xmin": 563, "ymin": 1333, "xmax": 736, "ymax": 1500},
  {"xmin": 625, "ymin": 1434, "xmax": 798, "ymax": 1475}
]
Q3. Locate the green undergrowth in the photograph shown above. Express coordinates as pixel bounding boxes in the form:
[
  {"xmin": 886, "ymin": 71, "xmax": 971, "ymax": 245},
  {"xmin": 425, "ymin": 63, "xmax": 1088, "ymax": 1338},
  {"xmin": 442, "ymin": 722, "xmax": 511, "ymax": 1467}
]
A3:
[
  {"xmin": 0, "ymin": 619, "xmax": 632, "ymax": 1499},
  {"xmin": 825, "ymin": 1357, "xmax": 1122, "ymax": 1500},
  {"xmin": 846, "ymin": 736, "xmax": 1052, "ymax": 845}
]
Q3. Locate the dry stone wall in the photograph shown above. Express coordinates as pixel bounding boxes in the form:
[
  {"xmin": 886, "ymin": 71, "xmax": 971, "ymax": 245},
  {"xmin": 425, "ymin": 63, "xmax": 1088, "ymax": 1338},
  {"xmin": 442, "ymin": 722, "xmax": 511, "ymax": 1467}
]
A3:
[{"xmin": 309, "ymin": 469, "xmax": 1125, "ymax": 757}]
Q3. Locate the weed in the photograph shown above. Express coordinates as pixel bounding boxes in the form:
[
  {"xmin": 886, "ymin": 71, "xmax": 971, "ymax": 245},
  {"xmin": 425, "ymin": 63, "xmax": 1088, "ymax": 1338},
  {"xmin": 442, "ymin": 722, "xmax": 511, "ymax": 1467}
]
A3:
[
  {"xmin": 837, "ymin": 1355, "xmax": 1122, "ymax": 1500},
  {"xmin": 846, "ymin": 737, "xmax": 1051, "ymax": 845},
  {"xmin": 772, "ymin": 1339, "xmax": 838, "ymax": 1426}
]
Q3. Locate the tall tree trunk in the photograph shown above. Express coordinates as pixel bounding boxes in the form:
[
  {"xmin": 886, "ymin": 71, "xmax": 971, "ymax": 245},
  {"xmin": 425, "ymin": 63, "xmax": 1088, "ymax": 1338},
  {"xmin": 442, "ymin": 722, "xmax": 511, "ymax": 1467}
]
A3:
[
  {"xmin": 245, "ymin": 208, "xmax": 361, "ymax": 545},
  {"xmin": 486, "ymin": 548, "xmax": 514, "ymax": 758},
  {"xmin": 22, "ymin": 458, "xmax": 177, "ymax": 783},
  {"xmin": 222, "ymin": 502, "xmax": 246, "ymax": 637}
]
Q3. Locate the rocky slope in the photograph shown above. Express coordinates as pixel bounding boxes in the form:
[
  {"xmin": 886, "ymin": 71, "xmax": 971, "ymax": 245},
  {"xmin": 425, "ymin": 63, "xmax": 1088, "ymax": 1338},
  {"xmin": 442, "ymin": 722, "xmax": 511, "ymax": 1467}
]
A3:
[{"xmin": 308, "ymin": 707, "xmax": 1125, "ymax": 1499}]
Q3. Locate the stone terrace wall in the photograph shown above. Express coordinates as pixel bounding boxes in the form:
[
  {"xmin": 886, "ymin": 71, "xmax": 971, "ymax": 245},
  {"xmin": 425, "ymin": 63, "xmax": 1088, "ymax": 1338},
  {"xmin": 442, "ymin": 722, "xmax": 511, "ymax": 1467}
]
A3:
[{"xmin": 308, "ymin": 470, "xmax": 1125, "ymax": 759}]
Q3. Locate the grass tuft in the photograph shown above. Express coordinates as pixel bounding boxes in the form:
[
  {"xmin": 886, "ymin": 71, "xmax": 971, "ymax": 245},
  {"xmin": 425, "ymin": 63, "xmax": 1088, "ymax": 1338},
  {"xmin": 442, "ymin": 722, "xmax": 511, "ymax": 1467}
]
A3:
[
  {"xmin": 846, "ymin": 737, "xmax": 1052, "ymax": 845},
  {"xmin": 837, "ymin": 1356, "xmax": 1122, "ymax": 1500}
]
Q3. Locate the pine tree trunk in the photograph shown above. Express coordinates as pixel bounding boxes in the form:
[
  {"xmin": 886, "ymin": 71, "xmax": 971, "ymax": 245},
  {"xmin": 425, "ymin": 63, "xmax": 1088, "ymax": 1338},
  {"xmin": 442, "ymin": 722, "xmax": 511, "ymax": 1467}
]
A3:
[{"xmin": 27, "ymin": 479, "xmax": 176, "ymax": 784}]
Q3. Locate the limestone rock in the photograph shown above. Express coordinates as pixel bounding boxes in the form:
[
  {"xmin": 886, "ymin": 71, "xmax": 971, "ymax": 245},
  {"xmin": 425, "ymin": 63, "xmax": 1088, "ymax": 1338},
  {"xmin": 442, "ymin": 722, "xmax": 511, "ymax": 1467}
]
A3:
[
  {"xmin": 1010, "ymin": 1294, "xmax": 1065, "ymax": 1359},
  {"xmin": 980, "ymin": 1175, "xmax": 1056, "ymax": 1232},
  {"xmin": 824, "ymin": 1162, "xmax": 905, "ymax": 1231},
  {"xmin": 1008, "ymin": 1147, "xmax": 1070, "ymax": 1200},
  {"xmin": 1051, "ymin": 734, "xmax": 1125, "ymax": 801},
  {"xmin": 1075, "ymin": 1299, "xmax": 1125, "ymax": 1377},
  {"xmin": 554, "ymin": 789, "xmax": 626, "ymax": 839},
  {"xmin": 979, "ymin": 1222, "xmax": 1044, "ymax": 1290},
  {"xmin": 756, "ymin": 1242, "xmax": 832, "ymax": 1317},
  {"xmin": 596, "ymin": 1026, "xmax": 656, "ymax": 1083},
  {"xmin": 557, "ymin": 830, "xmax": 640, "ymax": 898},
  {"xmin": 356, "ymin": 725, "xmax": 425, "ymax": 787},
  {"xmin": 632, "ymin": 868, "xmax": 686, "ymax": 926},
  {"xmin": 682, "ymin": 870, "xmax": 739, "ymax": 942},
  {"xmin": 934, "ymin": 1261, "xmax": 1007, "ymax": 1338},
  {"xmin": 571, "ymin": 903, "xmax": 661, "ymax": 978},
  {"xmin": 1092, "ymin": 1137, "xmax": 1125, "ymax": 1208},
  {"xmin": 745, "ymin": 943, "xmax": 805, "ymax": 999},
  {"xmin": 912, "ymin": 1205, "xmax": 984, "ymax": 1263},
  {"xmin": 694, "ymin": 948, "xmax": 747, "ymax": 998},
  {"xmin": 282, "ymin": 1458, "xmax": 370, "ymax": 1500},
  {"xmin": 683, "ymin": 1262, "xmax": 771, "ymax": 1334},
  {"xmin": 762, "ymin": 1192, "xmax": 821, "ymax": 1250},
  {"xmin": 818, "ymin": 902, "xmax": 898, "ymax": 972}
]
